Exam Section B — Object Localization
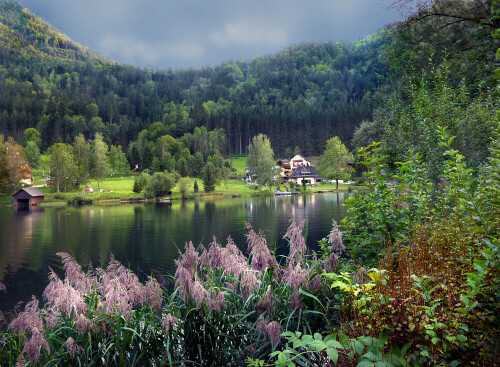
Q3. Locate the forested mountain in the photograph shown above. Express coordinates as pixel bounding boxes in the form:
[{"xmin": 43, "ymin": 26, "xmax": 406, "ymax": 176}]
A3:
[{"xmin": 0, "ymin": 0, "xmax": 391, "ymax": 155}]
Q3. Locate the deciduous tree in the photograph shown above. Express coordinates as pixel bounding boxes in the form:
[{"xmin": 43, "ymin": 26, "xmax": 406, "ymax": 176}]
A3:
[
  {"xmin": 24, "ymin": 141, "xmax": 40, "ymax": 168},
  {"xmin": 48, "ymin": 143, "xmax": 76, "ymax": 192},
  {"xmin": 247, "ymin": 134, "xmax": 279, "ymax": 190},
  {"xmin": 90, "ymin": 132, "xmax": 109, "ymax": 190},
  {"xmin": 318, "ymin": 136, "xmax": 353, "ymax": 190}
]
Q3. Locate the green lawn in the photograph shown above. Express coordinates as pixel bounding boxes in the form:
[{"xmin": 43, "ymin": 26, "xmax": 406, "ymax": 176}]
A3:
[
  {"xmin": 230, "ymin": 156, "xmax": 247, "ymax": 176},
  {"xmin": 1, "ymin": 173, "xmax": 354, "ymax": 207}
]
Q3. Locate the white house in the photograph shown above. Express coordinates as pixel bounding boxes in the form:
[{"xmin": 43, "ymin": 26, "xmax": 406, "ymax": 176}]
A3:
[{"xmin": 290, "ymin": 155, "xmax": 311, "ymax": 169}]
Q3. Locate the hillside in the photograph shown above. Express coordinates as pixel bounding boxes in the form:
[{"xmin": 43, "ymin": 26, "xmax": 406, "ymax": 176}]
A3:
[{"xmin": 0, "ymin": 0, "xmax": 391, "ymax": 155}]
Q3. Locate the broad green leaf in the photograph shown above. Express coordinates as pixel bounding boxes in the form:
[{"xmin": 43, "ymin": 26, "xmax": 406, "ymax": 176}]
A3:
[{"xmin": 326, "ymin": 347, "xmax": 339, "ymax": 363}]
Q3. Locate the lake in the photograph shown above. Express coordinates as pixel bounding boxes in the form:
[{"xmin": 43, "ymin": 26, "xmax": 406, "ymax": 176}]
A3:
[{"xmin": 0, "ymin": 193, "xmax": 348, "ymax": 312}]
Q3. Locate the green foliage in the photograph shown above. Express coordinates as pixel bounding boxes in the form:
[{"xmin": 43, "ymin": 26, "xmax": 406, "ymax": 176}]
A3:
[
  {"xmin": 200, "ymin": 161, "xmax": 221, "ymax": 192},
  {"xmin": 337, "ymin": 129, "xmax": 500, "ymax": 365},
  {"xmin": 342, "ymin": 143, "xmax": 408, "ymax": 262},
  {"xmin": 108, "ymin": 144, "xmax": 128, "ymax": 174},
  {"xmin": 144, "ymin": 171, "xmax": 177, "ymax": 198},
  {"xmin": 177, "ymin": 177, "xmax": 191, "ymax": 198},
  {"xmin": 383, "ymin": 63, "xmax": 498, "ymax": 177},
  {"xmin": 132, "ymin": 172, "xmax": 150, "ymax": 193},
  {"xmin": 22, "ymin": 127, "xmax": 41, "ymax": 147},
  {"xmin": 72, "ymin": 134, "xmax": 90, "ymax": 186},
  {"xmin": 47, "ymin": 142, "xmax": 77, "ymax": 192},
  {"xmin": 24, "ymin": 140, "xmax": 39, "ymax": 168},
  {"xmin": 89, "ymin": 132, "xmax": 109, "ymax": 190},
  {"xmin": 318, "ymin": 136, "xmax": 353, "ymax": 188},
  {"xmin": 247, "ymin": 134, "xmax": 279, "ymax": 189}
]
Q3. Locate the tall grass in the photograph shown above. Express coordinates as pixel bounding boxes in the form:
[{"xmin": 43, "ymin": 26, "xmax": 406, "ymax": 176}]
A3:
[{"xmin": 0, "ymin": 219, "xmax": 345, "ymax": 366}]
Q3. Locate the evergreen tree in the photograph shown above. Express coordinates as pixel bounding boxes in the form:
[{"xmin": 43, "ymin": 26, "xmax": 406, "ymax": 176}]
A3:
[{"xmin": 200, "ymin": 162, "xmax": 220, "ymax": 192}]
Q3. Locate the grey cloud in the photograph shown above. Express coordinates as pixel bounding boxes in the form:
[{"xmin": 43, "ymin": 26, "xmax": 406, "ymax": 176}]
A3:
[
  {"xmin": 100, "ymin": 34, "xmax": 205, "ymax": 66},
  {"xmin": 210, "ymin": 20, "xmax": 290, "ymax": 48},
  {"xmin": 15, "ymin": 0, "xmax": 403, "ymax": 69}
]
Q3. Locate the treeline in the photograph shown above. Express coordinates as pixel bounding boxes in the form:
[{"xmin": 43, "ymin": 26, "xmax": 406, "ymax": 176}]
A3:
[
  {"xmin": 0, "ymin": 0, "xmax": 390, "ymax": 155},
  {"xmin": 0, "ymin": 122, "xmax": 232, "ymax": 196}
]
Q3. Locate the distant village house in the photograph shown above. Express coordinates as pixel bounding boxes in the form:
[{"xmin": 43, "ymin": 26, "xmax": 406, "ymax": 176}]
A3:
[
  {"xmin": 288, "ymin": 166, "xmax": 322, "ymax": 186},
  {"xmin": 290, "ymin": 155, "xmax": 311, "ymax": 169}
]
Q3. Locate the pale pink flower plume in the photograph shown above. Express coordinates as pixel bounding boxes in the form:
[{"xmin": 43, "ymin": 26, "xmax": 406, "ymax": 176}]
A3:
[
  {"xmin": 56, "ymin": 252, "xmax": 95, "ymax": 294},
  {"xmin": 256, "ymin": 285, "xmax": 275, "ymax": 315},
  {"xmin": 328, "ymin": 219, "xmax": 346, "ymax": 254},
  {"xmin": 323, "ymin": 253, "xmax": 339, "ymax": 272},
  {"xmin": 162, "ymin": 314, "xmax": 178, "ymax": 334},
  {"xmin": 245, "ymin": 223, "xmax": 278, "ymax": 273},
  {"xmin": 175, "ymin": 241, "xmax": 199, "ymax": 278},
  {"xmin": 0, "ymin": 281, "xmax": 6, "ymax": 293},
  {"xmin": 95, "ymin": 254, "xmax": 162, "ymax": 318},
  {"xmin": 283, "ymin": 262, "xmax": 308, "ymax": 291},
  {"xmin": 289, "ymin": 291, "xmax": 302, "ymax": 311},
  {"xmin": 43, "ymin": 268, "xmax": 87, "ymax": 317},
  {"xmin": 143, "ymin": 276, "xmax": 163, "ymax": 311},
  {"xmin": 75, "ymin": 314, "xmax": 92, "ymax": 335},
  {"xmin": 204, "ymin": 236, "xmax": 261, "ymax": 297},
  {"xmin": 283, "ymin": 220, "xmax": 307, "ymax": 264},
  {"xmin": 256, "ymin": 316, "xmax": 282, "ymax": 346},
  {"xmin": 9, "ymin": 297, "xmax": 43, "ymax": 334},
  {"xmin": 21, "ymin": 327, "xmax": 50, "ymax": 363},
  {"xmin": 207, "ymin": 289, "xmax": 226, "ymax": 312},
  {"xmin": 266, "ymin": 321, "xmax": 282, "ymax": 346},
  {"xmin": 66, "ymin": 337, "xmax": 83, "ymax": 358}
]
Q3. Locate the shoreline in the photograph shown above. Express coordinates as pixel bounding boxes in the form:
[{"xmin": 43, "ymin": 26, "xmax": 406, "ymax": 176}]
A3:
[{"xmin": 0, "ymin": 188, "xmax": 353, "ymax": 208}]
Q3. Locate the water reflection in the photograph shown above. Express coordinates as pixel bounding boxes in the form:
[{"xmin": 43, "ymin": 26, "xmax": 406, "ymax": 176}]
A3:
[{"xmin": 0, "ymin": 194, "xmax": 347, "ymax": 311}]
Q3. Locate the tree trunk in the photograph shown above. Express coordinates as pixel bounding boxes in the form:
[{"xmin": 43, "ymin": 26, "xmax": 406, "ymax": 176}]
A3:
[{"xmin": 336, "ymin": 179, "xmax": 339, "ymax": 191}]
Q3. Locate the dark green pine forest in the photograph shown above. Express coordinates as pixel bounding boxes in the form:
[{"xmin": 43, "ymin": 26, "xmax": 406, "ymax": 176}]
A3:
[
  {"xmin": 0, "ymin": 0, "xmax": 388, "ymax": 156},
  {"xmin": 0, "ymin": 0, "xmax": 498, "ymax": 162}
]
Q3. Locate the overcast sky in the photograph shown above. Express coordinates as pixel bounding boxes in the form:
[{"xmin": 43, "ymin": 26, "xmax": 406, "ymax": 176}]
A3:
[{"xmin": 16, "ymin": 0, "xmax": 404, "ymax": 70}]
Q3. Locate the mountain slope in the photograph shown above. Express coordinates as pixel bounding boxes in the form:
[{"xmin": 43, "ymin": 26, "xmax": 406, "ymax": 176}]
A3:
[
  {"xmin": 0, "ymin": 0, "xmax": 391, "ymax": 155},
  {"xmin": 0, "ymin": 0, "xmax": 109, "ymax": 65}
]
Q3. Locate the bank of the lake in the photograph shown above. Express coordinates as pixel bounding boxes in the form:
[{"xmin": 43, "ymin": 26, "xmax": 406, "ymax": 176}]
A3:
[{"xmin": 0, "ymin": 175, "xmax": 354, "ymax": 207}]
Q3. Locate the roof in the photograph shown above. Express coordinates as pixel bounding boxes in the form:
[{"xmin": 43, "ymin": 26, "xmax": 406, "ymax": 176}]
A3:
[
  {"xmin": 12, "ymin": 187, "xmax": 45, "ymax": 197},
  {"xmin": 291, "ymin": 154, "xmax": 309, "ymax": 161},
  {"xmin": 289, "ymin": 166, "xmax": 321, "ymax": 179}
]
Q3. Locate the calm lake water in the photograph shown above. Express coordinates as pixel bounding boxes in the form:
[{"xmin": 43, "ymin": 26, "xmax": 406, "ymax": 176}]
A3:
[{"xmin": 0, "ymin": 193, "xmax": 347, "ymax": 312}]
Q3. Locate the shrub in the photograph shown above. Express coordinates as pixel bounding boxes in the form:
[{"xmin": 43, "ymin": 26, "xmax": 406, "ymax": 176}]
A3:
[
  {"xmin": 132, "ymin": 172, "xmax": 150, "ymax": 193},
  {"xmin": 144, "ymin": 172, "xmax": 177, "ymax": 197},
  {"xmin": 53, "ymin": 192, "xmax": 65, "ymax": 200},
  {"xmin": 67, "ymin": 194, "xmax": 92, "ymax": 205},
  {"xmin": 177, "ymin": 177, "xmax": 191, "ymax": 199}
]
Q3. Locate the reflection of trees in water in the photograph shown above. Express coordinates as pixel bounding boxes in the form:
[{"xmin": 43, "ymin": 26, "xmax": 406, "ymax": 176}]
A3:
[
  {"xmin": 0, "ymin": 207, "xmax": 45, "ymax": 311},
  {"xmin": 0, "ymin": 207, "xmax": 45, "ymax": 281},
  {"xmin": 0, "ymin": 194, "xmax": 348, "ymax": 311},
  {"xmin": 246, "ymin": 194, "xmax": 348, "ymax": 255}
]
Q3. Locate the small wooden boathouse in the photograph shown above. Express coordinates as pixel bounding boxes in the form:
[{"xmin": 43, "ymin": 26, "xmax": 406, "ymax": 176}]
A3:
[{"xmin": 12, "ymin": 187, "xmax": 45, "ymax": 207}]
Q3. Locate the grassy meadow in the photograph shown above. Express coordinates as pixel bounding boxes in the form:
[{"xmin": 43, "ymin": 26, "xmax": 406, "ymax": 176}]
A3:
[{"xmin": 0, "ymin": 155, "xmax": 355, "ymax": 206}]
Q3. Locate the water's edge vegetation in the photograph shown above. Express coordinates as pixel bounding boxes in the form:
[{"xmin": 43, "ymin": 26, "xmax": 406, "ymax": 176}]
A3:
[{"xmin": 0, "ymin": 129, "xmax": 498, "ymax": 366}]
